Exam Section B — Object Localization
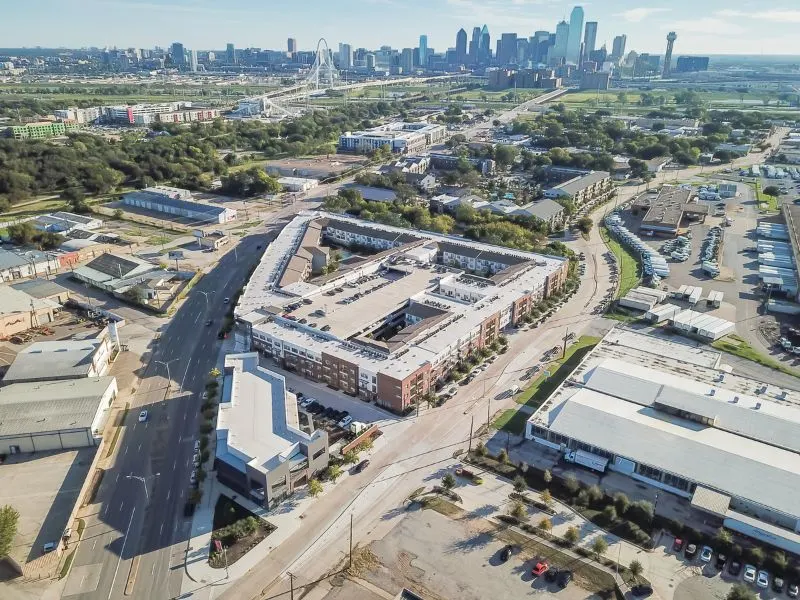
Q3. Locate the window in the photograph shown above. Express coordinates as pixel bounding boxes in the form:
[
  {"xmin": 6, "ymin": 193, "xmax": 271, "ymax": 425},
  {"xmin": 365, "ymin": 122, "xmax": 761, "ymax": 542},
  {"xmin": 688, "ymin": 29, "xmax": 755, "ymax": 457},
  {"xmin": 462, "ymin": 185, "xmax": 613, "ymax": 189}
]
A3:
[
  {"xmin": 312, "ymin": 447, "xmax": 326, "ymax": 460},
  {"xmin": 636, "ymin": 463, "xmax": 663, "ymax": 481}
]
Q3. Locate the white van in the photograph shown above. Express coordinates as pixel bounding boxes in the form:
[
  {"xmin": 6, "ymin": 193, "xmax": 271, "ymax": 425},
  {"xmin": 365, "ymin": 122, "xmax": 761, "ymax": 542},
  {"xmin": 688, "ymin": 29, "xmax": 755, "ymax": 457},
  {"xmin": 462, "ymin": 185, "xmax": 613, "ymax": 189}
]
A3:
[{"xmin": 510, "ymin": 385, "xmax": 520, "ymax": 395}]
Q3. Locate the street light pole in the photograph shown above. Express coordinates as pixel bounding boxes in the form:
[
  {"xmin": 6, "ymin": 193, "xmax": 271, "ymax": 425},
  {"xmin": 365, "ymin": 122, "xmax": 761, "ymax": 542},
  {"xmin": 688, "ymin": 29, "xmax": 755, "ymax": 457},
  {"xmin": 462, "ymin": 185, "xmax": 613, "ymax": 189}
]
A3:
[
  {"xmin": 155, "ymin": 359, "xmax": 179, "ymax": 388},
  {"xmin": 198, "ymin": 290, "xmax": 212, "ymax": 312},
  {"xmin": 125, "ymin": 473, "xmax": 159, "ymax": 503}
]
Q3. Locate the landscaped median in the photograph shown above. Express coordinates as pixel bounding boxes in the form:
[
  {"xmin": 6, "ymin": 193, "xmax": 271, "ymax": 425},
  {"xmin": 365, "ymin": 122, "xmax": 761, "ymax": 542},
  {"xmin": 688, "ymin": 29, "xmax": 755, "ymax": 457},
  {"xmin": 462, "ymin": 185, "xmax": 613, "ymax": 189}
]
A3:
[
  {"xmin": 599, "ymin": 225, "xmax": 641, "ymax": 298},
  {"xmin": 712, "ymin": 334, "xmax": 799, "ymax": 378}
]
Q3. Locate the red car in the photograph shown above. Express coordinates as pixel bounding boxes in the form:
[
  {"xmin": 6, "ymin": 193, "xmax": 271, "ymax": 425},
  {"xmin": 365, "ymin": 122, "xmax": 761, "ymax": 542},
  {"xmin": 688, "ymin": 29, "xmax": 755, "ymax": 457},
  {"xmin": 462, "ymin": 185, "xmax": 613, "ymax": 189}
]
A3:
[
  {"xmin": 532, "ymin": 560, "xmax": 549, "ymax": 577},
  {"xmin": 673, "ymin": 538, "xmax": 684, "ymax": 552}
]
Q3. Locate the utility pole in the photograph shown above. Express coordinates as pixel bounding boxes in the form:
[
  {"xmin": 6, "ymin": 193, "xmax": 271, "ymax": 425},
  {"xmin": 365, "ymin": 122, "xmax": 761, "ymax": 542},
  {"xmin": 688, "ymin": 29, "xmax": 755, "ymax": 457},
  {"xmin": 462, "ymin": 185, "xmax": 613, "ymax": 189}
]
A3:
[
  {"xmin": 468, "ymin": 415, "xmax": 474, "ymax": 452},
  {"xmin": 349, "ymin": 513, "xmax": 354, "ymax": 569},
  {"xmin": 562, "ymin": 328, "xmax": 570, "ymax": 359},
  {"xmin": 288, "ymin": 572, "xmax": 295, "ymax": 600}
]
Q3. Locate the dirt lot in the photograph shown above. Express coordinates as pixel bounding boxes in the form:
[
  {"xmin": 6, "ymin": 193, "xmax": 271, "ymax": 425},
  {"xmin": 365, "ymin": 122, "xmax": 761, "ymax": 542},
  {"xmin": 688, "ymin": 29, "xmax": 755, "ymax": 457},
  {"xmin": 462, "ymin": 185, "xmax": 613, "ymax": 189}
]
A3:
[{"xmin": 336, "ymin": 507, "xmax": 604, "ymax": 600}]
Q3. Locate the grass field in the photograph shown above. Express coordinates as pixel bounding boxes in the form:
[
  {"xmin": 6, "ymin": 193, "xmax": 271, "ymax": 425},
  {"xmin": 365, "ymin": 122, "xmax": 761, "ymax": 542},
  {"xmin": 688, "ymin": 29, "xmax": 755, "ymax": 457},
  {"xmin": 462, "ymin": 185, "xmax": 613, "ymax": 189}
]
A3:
[
  {"xmin": 752, "ymin": 181, "xmax": 779, "ymax": 212},
  {"xmin": 600, "ymin": 226, "xmax": 641, "ymax": 297},
  {"xmin": 491, "ymin": 408, "xmax": 530, "ymax": 435},
  {"xmin": 712, "ymin": 334, "xmax": 799, "ymax": 378},
  {"xmin": 515, "ymin": 336, "xmax": 601, "ymax": 410}
]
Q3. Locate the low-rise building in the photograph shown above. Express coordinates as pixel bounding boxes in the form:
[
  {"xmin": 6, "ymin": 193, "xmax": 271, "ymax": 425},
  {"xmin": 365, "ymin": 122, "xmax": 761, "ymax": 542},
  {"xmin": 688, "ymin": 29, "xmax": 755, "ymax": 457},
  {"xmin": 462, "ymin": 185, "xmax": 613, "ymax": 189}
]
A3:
[
  {"xmin": 0, "ymin": 248, "xmax": 60, "ymax": 282},
  {"xmin": 33, "ymin": 211, "xmax": 103, "ymax": 234},
  {"xmin": 215, "ymin": 353, "xmax": 329, "ymax": 508},
  {"xmin": 543, "ymin": 171, "xmax": 612, "ymax": 207},
  {"xmin": 9, "ymin": 278, "xmax": 70, "ymax": 304},
  {"xmin": 0, "ymin": 286, "xmax": 61, "ymax": 338},
  {"xmin": 193, "ymin": 228, "xmax": 230, "ymax": 250},
  {"xmin": 525, "ymin": 328, "xmax": 800, "ymax": 555},
  {"xmin": 122, "ymin": 187, "xmax": 236, "ymax": 224},
  {"xmin": 6, "ymin": 121, "xmax": 81, "ymax": 140},
  {"xmin": 0, "ymin": 376, "xmax": 117, "ymax": 454},
  {"xmin": 278, "ymin": 177, "xmax": 319, "ymax": 192},
  {"xmin": 3, "ymin": 333, "xmax": 116, "ymax": 385}
]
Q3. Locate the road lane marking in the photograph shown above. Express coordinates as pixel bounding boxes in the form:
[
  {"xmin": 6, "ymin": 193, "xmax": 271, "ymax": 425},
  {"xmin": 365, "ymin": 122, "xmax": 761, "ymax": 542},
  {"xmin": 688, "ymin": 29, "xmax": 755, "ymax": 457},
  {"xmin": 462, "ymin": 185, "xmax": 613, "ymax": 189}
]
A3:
[
  {"xmin": 151, "ymin": 563, "xmax": 155, "ymax": 575},
  {"xmin": 115, "ymin": 473, "xmax": 119, "ymax": 483},
  {"xmin": 119, "ymin": 502, "xmax": 124, "ymax": 512},
  {"xmin": 180, "ymin": 489, "xmax": 184, "ymax": 498},
  {"xmin": 160, "ymin": 523, "xmax": 164, "ymax": 537},
  {"xmin": 166, "ymin": 489, "xmax": 171, "ymax": 500},
  {"xmin": 173, "ymin": 460, "xmax": 177, "ymax": 471},
  {"xmin": 124, "ymin": 446, "xmax": 128, "ymax": 455},
  {"xmin": 92, "ymin": 539, "xmax": 97, "ymax": 551},
  {"xmin": 138, "ymin": 444, "xmax": 141, "ymax": 453},
  {"xmin": 107, "ymin": 507, "xmax": 135, "ymax": 600}
]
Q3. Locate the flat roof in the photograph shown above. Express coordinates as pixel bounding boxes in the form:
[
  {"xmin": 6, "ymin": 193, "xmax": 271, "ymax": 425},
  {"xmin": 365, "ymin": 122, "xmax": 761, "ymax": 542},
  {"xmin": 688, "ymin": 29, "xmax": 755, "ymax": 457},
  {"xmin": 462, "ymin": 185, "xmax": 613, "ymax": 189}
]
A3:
[
  {"xmin": 543, "ymin": 388, "xmax": 800, "ymax": 519},
  {"xmin": 3, "ymin": 339, "xmax": 106, "ymax": 383},
  {"xmin": 551, "ymin": 170, "xmax": 610, "ymax": 195},
  {"xmin": 641, "ymin": 185, "xmax": 694, "ymax": 228},
  {"xmin": 123, "ymin": 190, "xmax": 230, "ymax": 216},
  {"xmin": 0, "ymin": 377, "xmax": 115, "ymax": 436},
  {"xmin": 9, "ymin": 278, "xmax": 69, "ymax": 299},
  {"xmin": 0, "ymin": 286, "xmax": 59, "ymax": 316},
  {"xmin": 216, "ymin": 353, "xmax": 323, "ymax": 476}
]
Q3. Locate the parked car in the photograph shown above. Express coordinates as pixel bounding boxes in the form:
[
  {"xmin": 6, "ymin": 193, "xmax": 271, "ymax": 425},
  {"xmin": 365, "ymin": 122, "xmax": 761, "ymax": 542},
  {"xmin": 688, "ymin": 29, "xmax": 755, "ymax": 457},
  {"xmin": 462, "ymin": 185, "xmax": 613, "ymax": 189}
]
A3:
[
  {"xmin": 700, "ymin": 546, "xmax": 713, "ymax": 563},
  {"xmin": 684, "ymin": 543, "xmax": 698, "ymax": 560},
  {"xmin": 728, "ymin": 560, "xmax": 742, "ymax": 576},
  {"xmin": 499, "ymin": 545, "xmax": 513, "ymax": 563},
  {"xmin": 338, "ymin": 415, "xmax": 353, "ymax": 429},
  {"xmin": 224, "ymin": 297, "xmax": 230, "ymax": 304},
  {"xmin": 531, "ymin": 560, "xmax": 549, "ymax": 577},
  {"xmin": 757, "ymin": 570, "xmax": 770, "ymax": 588},
  {"xmin": 672, "ymin": 538, "xmax": 685, "ymax": 552},
  {"xmin": 774, "ymin": 577, "xmax": 785, "ymax": 593},
  {"xmin": 138, "ymin": 410, "xmax": 148, "ymax": 423},
  {"xmin": 743, "ymin": 564, "xmax": 757, "ymax": 583},
  {"xmin": 194, "ymin": 440, "xmax": 201, "ymax": 452},
  {"xmin": 715, "ymin": 553, "xmax": 727, "ymax": 570},
  {"xmin": 205, "ymin": 319, "xmax": 213, "ymax": 326},
  {"xmin": 300, "ymin": 398, "xmax": 314, "ymax": 409},
  {"xmin": 42, "ymin": 542, "xmax": 56, "ymax": 553},
  {"xmin": 189, "ymin": 470, "xmax": 198, "ymax": 485},
  {"xmin": 787, "ymin": 581, "xmax": 799, "ymax": 597},
  {"xmin": 354, "ymin": 459, "xmax": 370, "ymax": 473},
  {"xmin": 631, "ymin": 584, "xmax": 653, "ymax": 597},
  {"xmin": 556, "ymin": 570, "xmax": 573, "ymax": 589}
]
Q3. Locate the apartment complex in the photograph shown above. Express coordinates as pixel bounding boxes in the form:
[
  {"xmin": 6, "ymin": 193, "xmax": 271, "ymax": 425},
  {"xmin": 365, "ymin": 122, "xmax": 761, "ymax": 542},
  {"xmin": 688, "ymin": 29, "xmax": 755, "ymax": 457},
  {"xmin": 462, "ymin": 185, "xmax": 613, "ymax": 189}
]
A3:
[
  {"xmin": 237, "ymin": 212, "xmax": 568, "ymax": 413},
  {"xmin": 101, "ymin": 103, "xmax": 219, "ymax": 125},
  {"xmin": 6, "ymin": 121, "xmax": 82, "ymax": 140},
  {"xmin": 526, "ymin": 328, "xmax": 800, "ymax": 555},
  {"xmin": 215, "ymin": 353, "xmax": 329, "ymax": 508},
  {"xmin": 543, "ymin": 170, "xmax": 613, "ymax": 207},
  {"xmin": 339, "ymin": 122, "xmax": 447, "ymax": 154}
]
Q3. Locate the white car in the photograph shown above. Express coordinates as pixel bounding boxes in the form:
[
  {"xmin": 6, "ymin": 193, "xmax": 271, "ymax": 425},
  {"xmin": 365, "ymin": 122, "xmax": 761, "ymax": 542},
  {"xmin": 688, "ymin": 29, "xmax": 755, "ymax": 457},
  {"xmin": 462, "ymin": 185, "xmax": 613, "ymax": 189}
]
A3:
[
  {"xmin": 757, "ymin": 570, "xmax": 770, "ymax": 589},
  {"xmin": 189, "ymin": 470, "xmax": 198, "ymax": 484},
  {"xmin": 194, "ymin": 440, "xmax": 201, "ymax": 452},
  {"xmin": 743, "ymin": 564, "xmax": 757, "ymax": 583},
  {"xmin": 699, "ymin": 546, "xmax": 713, "ymax": 563},
  {"xmin": 300, "ymin": 398, "xmax": 314, "ymax": 408},
  {"xmin": 138, "ymin": 410, "xmax": 148, "ymax": 423},
  {"xmin": 338, "ymin": 415, "xmax": 353, "ymax": 429}
]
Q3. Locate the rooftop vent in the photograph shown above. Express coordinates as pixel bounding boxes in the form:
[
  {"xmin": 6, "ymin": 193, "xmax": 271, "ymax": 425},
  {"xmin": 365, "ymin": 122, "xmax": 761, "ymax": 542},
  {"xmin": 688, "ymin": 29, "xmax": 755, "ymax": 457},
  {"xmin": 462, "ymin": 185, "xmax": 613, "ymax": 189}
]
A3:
[
  {"xmin": 732, "ymin": 396, "xmax": 739, "ymax": 404},
  {"xmin": 755, "ymin": 402, "xmax": 762, "ymax": 410}
]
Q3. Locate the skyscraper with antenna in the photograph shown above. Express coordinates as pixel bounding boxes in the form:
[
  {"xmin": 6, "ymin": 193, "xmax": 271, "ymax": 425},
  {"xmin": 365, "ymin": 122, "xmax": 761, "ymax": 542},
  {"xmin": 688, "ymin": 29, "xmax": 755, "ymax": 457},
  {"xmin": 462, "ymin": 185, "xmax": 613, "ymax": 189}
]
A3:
[{"xmin": 663, "ymin": 31, "xmax": 677, "ymax": 78}]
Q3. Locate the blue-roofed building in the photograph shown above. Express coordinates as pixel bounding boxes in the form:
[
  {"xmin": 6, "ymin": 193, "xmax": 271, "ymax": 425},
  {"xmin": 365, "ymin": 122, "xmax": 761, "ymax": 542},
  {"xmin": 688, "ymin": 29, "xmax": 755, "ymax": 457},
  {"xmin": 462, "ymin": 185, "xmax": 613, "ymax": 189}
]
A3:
[
  {"xmin": 122, "ymin": 186, "xmax": 237, "ymax": 224},
  {"xmin": 215, "ymin": 353, "xmax": 329, "ymax": 507}
]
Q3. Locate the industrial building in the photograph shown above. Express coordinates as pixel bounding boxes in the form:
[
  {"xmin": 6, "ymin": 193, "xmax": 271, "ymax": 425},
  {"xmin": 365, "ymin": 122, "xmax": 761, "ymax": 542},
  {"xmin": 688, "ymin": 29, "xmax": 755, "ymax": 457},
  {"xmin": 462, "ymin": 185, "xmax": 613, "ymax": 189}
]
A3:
[
  {"xmin": 543, "ymin": 171, "xmax": 613, "ymax": 208},
  {"xmin": 338, "ymin": 122, "xmax": 447, "ymax": 154},
  {"xmin": 526, "ymin": 328, "xmax": 800, "ymax": 555},
  {"xmin": 278, "ymin": 177, "xmax": 319, "ymax": 192},
  {"xmin": 635, "ymin": 186, "xmax": 707, "ymax": 237},
  {"xmin": 215, "ymin": 353, "xmax": 329, "ymax": 508},
  {"xmin": 3, "ymin": 333, "xmax": 115, "ymax": 385},
  {"xmin": 33, "ymin": 211, "xmax": 103, "ymax": 234},
  {"xmin": 237, "ymin": 212, "xmax": 568, "ymax": 413},
  {"xmin": 0, "ymin": 376, "xmax": 117, "ymax": 454},
  {"xmin": 0, "ymin": 248, "xmax": 62, "ymax": 282},
  {"xmin": 122, "ymin": 187, "xmax": 237, "ymax": 224},
  {"xmin": 0, "ymin": 286, "xmax": 62, "ymax": 338}
]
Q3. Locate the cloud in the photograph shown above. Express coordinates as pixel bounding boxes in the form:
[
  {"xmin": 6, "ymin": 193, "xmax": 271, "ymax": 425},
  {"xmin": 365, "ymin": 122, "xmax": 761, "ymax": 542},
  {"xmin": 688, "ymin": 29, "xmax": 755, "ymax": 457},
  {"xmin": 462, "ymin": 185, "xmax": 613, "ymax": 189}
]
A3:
[
  {"xmin": 669, "ymin": 17, "xmax": 746, "ymax": 35},
  {"xmin": 613, "ymin": 7, "xmax": 669, "ymax": 22},
  {"xmin": 716, "ymin": 9, "xmax": 800, "ymax": 23}
]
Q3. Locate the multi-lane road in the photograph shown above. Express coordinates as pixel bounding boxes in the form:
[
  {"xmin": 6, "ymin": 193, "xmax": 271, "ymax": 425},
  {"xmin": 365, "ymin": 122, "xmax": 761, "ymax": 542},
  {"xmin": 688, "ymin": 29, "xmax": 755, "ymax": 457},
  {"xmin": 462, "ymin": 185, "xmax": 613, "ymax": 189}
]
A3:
[{"xmin": 63, "ymin": 231, "xmax": 271, "ymax": 600}]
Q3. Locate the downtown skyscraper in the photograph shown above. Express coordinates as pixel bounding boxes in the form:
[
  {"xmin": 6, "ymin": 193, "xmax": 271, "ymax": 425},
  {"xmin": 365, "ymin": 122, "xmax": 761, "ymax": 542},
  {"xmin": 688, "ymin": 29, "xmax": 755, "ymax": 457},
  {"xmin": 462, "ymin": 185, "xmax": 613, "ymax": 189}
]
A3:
[{"xmin": 566, "ymin": 5, "xmax": 584, "ymax": 64}]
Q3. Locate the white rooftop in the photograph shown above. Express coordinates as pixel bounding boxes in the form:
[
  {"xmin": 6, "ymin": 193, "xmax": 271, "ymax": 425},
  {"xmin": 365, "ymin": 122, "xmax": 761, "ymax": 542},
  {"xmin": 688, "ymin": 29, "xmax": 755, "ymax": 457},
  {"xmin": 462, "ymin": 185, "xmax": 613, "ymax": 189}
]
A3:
[{"xmin": 216, "ymin": 353, "xmax": 323, "ymax": 476}]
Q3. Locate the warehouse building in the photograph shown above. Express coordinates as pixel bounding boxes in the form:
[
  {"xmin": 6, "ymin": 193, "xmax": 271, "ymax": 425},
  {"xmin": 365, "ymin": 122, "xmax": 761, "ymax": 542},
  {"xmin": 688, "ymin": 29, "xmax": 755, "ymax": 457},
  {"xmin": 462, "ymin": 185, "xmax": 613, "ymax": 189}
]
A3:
[
  {"xmin": 0, "ymin": 286, "xmax": 61, "ymax": 338},
  {"xmin": 9, "ymin": 278, "xmax": 71, "ymax": 305},
  {"xmin": 215, "ymin": 353, "xmax": 329, "ymax": 508},
  {"xmin": 122, "ymin": 187, "xmax": 237, "ymax": 224},
  {"xmin": 0, "ymin": 376, "xmax": 117, "ymax": 454},
  {"xmin": 3, "ymin": 333, "xmax": 115, "ymax": 385},
  {"xmin": 526, "ymin": 328, "xmax": 800, "ymax": 554},
  {"xmin": 638, "ymin": 186, "xmax": 707, "ymax": 237},
  {"xmin": 33, "ymin": 211, "xmax": 103, "ymax": 234}
]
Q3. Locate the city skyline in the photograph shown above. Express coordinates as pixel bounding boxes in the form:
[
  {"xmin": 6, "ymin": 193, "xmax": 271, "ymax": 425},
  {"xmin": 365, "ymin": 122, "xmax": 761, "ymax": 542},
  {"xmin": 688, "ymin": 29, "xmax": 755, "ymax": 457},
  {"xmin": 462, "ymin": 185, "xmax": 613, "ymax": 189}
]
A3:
[{"xmin": 3, "ymin": 0, "xmax": 800, "ymax": 56}]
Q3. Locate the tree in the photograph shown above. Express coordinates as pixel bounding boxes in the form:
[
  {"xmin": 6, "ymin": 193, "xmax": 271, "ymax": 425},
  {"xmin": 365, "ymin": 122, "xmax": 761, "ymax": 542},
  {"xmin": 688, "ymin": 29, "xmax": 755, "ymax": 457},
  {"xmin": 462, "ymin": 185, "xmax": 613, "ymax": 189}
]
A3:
[
  {"xmin": 726, "ymin": 584, "xmax": 757, "ymax": 600},
  {"xmin": 308, "ymin": 478, "xmax": 323, "ymax": 498},
  {"xmin": 537, "ymin": 517, "xmax": 553, "ymax": 532},
  {"xmin": 0, "ymin": 505, "xmax": 20, "ymax": 559},
  {"xmin": 513, "ymin": 475, "xmax": 527, "ymax": 493},
  {"xmin": 744, "ymin": 546, "xmax": 765, "ymax": 567},
  {"xmin": 576, "ymin": 216, "xmax": 593, "ymax": 235},
  {"xmin": 564, "ymin": 472, "xmax": 580, "ymax": 495},
  {"xmin": 475, "ymin": 441, "xmax": 487, "ymax": 457},
  {"xmin": 343, "ymin": 450, "xmax": 359, "ymax": 465},
  {"xmin": 494, "ymin": 145, "xmax": 519, "ymax": 169},
  {"xmin": 768, "ymin": 550, "xmax": 789, "ymax": 575},
  {"xmin": 541, "ymin": 489, "xmax": 554, "ymax": 508},
  {"xmin": 327, "ymin": 465, "xmax": 343, "ymax": 482},
  {"xmin": 564, "ymin": 526, "xmax": 580, "ymax": 545},
  {"xmin": 628, "ymin": 559, "xmax": 644, "ymax": 581},
  {"xmin": 209, "ymin": 368, "xmax": 221, "ymax": 378},
  {"xmin": 508, "ymin": 500, "xmax": 527, "ymax": 520},
  {"xmin": 442, "ymin": 473, "xmax": 457, "ymax": 490},
  {"xmin": 113, "ymin": 208, "xmax": 124, "ymax": 219},
  {"xmin": 714, "ymin": 528, "xmax": 733, "ymax": 552},
  {"xmin": 763, "ymin": 185, "xmax": 781, "ymax": 197},
  {"xmin": 613, "ymin": 492, "xmax": 630, "ymax": 516},
  {"xmin": 591, "ymin": 537, "xmax": 608, "ymax": 559},
  {"xmin": 543, "ymin": 469, "xmax": 552, "ymax": 486},
  {"xmin": 7, "ymin": 222, "xmax": 36, "ymax": 245},
  {"xmin": 497, "ymin": 448, "xmax": 509, "ymax": 464}
]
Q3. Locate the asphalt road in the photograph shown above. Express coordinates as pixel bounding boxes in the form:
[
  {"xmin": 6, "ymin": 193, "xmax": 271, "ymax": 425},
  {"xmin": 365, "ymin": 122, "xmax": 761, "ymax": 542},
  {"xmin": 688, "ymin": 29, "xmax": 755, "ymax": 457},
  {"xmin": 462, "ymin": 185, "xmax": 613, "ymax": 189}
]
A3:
[{"xmin": 63, "ymin": 230, "xmax": 272, "ymax": 600}]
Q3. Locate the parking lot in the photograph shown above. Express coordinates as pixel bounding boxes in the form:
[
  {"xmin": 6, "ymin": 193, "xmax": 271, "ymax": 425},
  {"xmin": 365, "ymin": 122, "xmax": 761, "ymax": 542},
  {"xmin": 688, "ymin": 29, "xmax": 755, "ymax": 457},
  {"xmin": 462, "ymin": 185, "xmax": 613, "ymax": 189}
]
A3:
[
  {"xmin": 352, "ymin": 508, "xmax": 600, "ymax": 600},
  {"xmin": 0, "ymin": 449, "xmax": 94, "ymax": 568}
]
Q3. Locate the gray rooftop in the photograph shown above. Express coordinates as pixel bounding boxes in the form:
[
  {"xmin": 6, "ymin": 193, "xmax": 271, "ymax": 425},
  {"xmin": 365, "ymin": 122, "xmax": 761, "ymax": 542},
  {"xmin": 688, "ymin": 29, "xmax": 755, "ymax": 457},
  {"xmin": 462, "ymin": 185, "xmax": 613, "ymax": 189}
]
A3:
[
  {"xmin": 552, "ymin": 171, "xmax": 610, "ymax": 195},
  {"xmin": 0, "ymin": 376, "xmax": 115, "ymax": 437},
  {"xmin": 3, "ymin": 339, "xmax": 106, "ymax": 383},
  {"xmin": 0, "ymin": 248, "xmax": 53, "ymax": 270},
  {"xmin": 518, "ymin": 199, "xmax": 565, "ymax": 221},
  {"xmin": 84, "ymin": 252, "xmax": 151, "ymax": 279},
  {"xmin": 123, "ymin": 190, "xmax": 229, "ymax": 216},
  {"xmin": 0, "ymin": 286, "xmax": 59, "ymax": 316},
  {"xmin": 10, "ymin": 278, "xmax": 69, "ymax": 299},
  {"xmin": 342, "ymin": 184, "xmax": 398, "ymax": 202},
  {"xmin": 641, "ymin": 186, "xmax": 694, "ymax": 228}
]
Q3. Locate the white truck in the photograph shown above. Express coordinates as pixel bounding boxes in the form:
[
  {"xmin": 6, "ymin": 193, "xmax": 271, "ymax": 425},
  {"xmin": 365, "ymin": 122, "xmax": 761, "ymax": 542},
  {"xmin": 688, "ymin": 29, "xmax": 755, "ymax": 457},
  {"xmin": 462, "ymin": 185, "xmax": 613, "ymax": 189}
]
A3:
[{"xmin": 564, "ymin": 449, "xmax": 608, "ymax": 473}]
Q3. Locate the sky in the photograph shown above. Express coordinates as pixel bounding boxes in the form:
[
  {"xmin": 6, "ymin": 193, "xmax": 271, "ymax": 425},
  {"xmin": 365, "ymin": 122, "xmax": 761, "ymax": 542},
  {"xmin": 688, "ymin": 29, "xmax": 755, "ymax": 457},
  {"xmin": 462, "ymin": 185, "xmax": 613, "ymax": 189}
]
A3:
[{"xmin": 4, "ymin": 0, "xmax": 800, "ymax": 56}]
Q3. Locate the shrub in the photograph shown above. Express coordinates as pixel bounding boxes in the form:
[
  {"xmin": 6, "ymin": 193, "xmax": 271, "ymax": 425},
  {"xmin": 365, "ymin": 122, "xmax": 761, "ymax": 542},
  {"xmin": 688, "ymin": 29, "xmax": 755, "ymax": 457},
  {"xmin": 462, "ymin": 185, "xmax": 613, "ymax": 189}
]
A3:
[
  {"xmin": 343, "ymin": 450, "xmax": 359, "ymax": 465},
  {"xmin": 586, "ymin": 485, "xmax": 604, "ymax": 505},
  {"xmin": 442, "ymin": 473, "xmax": 456, "ymax": 490},
  {"xmin": 601, "ymin": 505, "xmax": 617, "ymax": 524},
  {"xmin": 308, "ymin": 479, "xmax": 323, "ymax": 498},
  {"xmin": 475, "ymin": 442, "xmax": 487, "ymax": 457},
  {"xmin": 509, "ymin": 501, "xmax": 527, "ymax": 521},
  {"xmin": 744, "ymin": 546, "xmax": 765, "ymax": 567},
  {"xmin": 575, "ymin": 490, "xmax": 590, "ymax": 507},
  {"xmin": 629, "ymin": 559, "xmax": 643, "ymax": 580},
  {"xmin": 613, "ymin": 492, "xmax": 630, "ymax": 515},
  {"xmin": 200, "ymin": 423, "xmax": 213, "ymax": 434},
  {"xmin": 513, "ymin": 475, "xmax": 527, "ymax": 493},
  {"xmin": 627, "ymin": 500, "xmax": 654, "ymax": 529},
  {"xmin": 497, "ymin": 449, "xmax": 509, "ymax": 464}
]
